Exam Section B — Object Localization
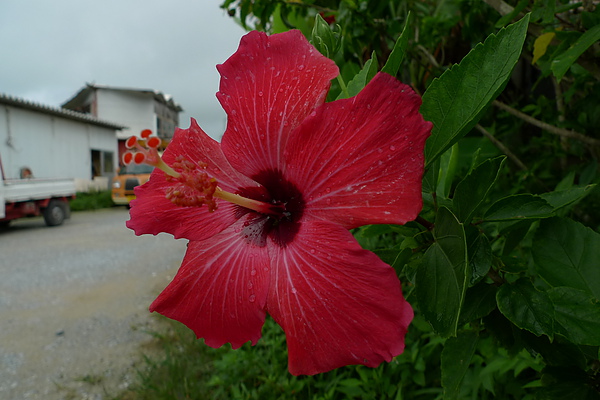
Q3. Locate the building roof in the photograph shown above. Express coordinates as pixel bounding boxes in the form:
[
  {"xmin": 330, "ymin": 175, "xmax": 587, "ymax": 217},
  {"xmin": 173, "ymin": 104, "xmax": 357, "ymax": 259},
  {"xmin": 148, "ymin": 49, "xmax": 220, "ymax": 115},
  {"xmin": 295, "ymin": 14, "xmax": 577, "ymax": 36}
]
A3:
[
  {"xmin": 62, "ymin": 83, "xmax": 184, "ymax": 112},
  {"xmin": 0, "ymin": 93, "xmax": 125, "ymax": 130}
]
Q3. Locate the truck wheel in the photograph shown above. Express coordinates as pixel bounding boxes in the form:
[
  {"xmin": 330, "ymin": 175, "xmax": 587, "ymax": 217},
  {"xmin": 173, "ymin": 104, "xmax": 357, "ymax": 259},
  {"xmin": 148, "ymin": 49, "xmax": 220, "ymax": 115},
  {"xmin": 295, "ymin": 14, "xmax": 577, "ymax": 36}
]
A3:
[{"xmin": 43, "ymin": 200, "xmax": 68, "ymax": 226}]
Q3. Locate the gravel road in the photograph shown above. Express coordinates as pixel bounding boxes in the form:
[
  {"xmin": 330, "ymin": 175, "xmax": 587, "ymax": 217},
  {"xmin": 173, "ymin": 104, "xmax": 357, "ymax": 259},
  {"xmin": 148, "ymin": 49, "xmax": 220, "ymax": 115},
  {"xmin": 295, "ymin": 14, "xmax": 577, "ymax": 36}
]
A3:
[{"xmin": 0, "ymin": 207, "xmax": 188, "ymax": 399}]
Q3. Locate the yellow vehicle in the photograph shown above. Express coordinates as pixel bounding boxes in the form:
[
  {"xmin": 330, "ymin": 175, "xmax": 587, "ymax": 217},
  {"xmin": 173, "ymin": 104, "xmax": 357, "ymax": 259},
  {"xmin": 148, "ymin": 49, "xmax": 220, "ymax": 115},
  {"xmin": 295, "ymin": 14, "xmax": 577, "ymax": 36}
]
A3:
[{"xmin": 111, "ymin": 164, "xmax": 153, "ymax": 205}]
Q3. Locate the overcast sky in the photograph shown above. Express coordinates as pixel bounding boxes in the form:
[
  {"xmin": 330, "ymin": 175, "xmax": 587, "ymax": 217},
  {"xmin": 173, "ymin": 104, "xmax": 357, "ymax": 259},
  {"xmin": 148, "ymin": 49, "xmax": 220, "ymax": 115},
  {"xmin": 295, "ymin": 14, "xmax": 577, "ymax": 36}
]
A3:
[{"xmin": 0, "ymin": 0, "xmax": 247, "ymax": 139}]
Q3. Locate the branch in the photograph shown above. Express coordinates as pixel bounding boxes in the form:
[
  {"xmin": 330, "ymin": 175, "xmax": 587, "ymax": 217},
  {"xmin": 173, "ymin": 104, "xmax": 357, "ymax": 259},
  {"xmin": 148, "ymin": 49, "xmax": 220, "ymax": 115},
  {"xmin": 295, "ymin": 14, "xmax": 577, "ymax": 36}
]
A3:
[
  {"xmin": 492, "ymin": 100, "xmax": 600, "ymax": 147},
  {"xmin": 416, "ymin": 216, "xmax": 434, "ymax": 231},
  {"xmin": 416, "ymin": 44, "xmax": 440, "ymax": 69},
  {"xmin": 475, "ymin": 124, "xmax": 529, "ymax": 171},
  {"xmin": 482, "ymin": 0, "xmax": 514, "ymax": 16}
]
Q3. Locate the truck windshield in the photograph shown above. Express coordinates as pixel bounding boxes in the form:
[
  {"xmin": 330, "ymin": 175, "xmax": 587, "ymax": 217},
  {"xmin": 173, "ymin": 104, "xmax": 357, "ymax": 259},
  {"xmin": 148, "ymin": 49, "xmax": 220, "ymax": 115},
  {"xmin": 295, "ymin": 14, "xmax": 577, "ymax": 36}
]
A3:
[{"xmin": 119, "ymin": 164, "xmax": 154, "ymax": 175}]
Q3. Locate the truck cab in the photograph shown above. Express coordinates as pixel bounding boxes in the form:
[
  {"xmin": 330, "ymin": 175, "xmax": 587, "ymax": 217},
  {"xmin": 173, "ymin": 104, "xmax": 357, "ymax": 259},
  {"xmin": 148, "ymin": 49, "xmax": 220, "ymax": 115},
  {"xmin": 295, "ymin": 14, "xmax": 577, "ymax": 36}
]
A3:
[{"xmin": 111, "ymin": 164, "xmax": 153, "ymax": 205}]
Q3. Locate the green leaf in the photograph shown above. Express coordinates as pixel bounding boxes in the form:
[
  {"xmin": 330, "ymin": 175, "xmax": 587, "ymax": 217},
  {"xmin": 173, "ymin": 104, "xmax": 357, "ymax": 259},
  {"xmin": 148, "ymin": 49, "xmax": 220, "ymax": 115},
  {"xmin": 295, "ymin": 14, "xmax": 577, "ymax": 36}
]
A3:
[
  {"xmin": 548, "ymin": 287, "xmax": 600, "ymax": 346},
  {"xmin": 522, "ymin": 334, "xmax": 587, "ymax": 369},
  {"xmin": 459, "ymin": 283, "xmax": 498, "ymax": 325},
  {"xmin": 421, "ymin": 14, "xmax": 530, "ymax": 167},
  {"xmin": 416, "ymin": 207, "xmax": 469, "ymax": 337},
  {"xmin": 539, "ymin": 185, "xmax": 596, "ymax": 210},
  {"xmin": 502, "ymin": 220, "xmax": 533, "ymax": 256},
  {"xmin": 422, "ymin": 158, "xmax": 439, "ymax": 195},
  {"xmin": 441, "ymin": 331, "xmax": 479, "ymax": 400},
  {"xmin": 336, "ymin": 51, "xmax": 378, "ymax": 100},
  {"xmin": 538, "ymin": 367, "xmax": 600, "ymax": 400},
  {"xmin": 466, "ymin": 227, "xmax": 492, "ymax": 285},
  {"xmin": 453, "ymin": 156, "xmax": 506, "ymax": 223},
  {"xmin": 532, "ymin": 217, "xmax": 600, "ymax": 299},
  {"xmin": 484, "ymin": 186, "xmax": 594, "ymax": 223},
  {"xmin": 436, "ymin": 143, "xmax": 460, "ymax": 199},
  {"xmin": 381, "ymin": 12, "xmax": 411, "ymax": 76},
  {"xmin": 374, "ymin": 247, "xmax": 412, "ymax": 270},
  {"xmin": 551, "ymin": 24, "xmax": 600, "ymax": 80},
  {"xmin": 497, "ymin": 279, "xmax": 555, "ymax": 339},
  {"xmin": 483, "ymin": 194, "xmax": 555, "ymax": 221}
]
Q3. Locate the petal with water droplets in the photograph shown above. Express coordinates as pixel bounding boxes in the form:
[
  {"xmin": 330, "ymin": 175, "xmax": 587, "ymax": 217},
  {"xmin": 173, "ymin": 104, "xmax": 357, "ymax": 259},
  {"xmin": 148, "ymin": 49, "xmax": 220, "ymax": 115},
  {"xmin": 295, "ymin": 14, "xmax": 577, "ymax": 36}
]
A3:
[
  {"xmin": 284, "ymin": 73, "xmax": 432, "ymax": 229},
  {"xmin": 266, "ymin": 219, "xmax": 413, "ymax": 375},
  {"xmin": 218, "ymin": 30, "xmax": 338, "ymax": 177},
  {"xmin": 150, "ymin": 215, "xmax": 271, "ymax": 349}
]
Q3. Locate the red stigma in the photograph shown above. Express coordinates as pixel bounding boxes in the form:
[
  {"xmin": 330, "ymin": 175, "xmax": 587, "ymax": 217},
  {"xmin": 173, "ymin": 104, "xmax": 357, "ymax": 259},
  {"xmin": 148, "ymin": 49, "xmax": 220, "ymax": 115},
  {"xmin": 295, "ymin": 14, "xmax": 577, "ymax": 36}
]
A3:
[
  {"xmin": 140, "ymin": 129, "xmax": 152, "ymax": 139},
  {"xmin": 165, "ymin": 156, "xmax": 218, "ymax": 212},
  {"xmin": 123, "ymin": 130, "xmax": 163, "ymax": 167}
]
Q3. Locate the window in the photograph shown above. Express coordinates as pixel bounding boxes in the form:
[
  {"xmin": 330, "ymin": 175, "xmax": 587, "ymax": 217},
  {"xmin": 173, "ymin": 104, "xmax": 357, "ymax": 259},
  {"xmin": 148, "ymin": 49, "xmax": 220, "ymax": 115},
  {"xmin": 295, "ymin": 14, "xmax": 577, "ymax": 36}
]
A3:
[
  {"xmin": 91, "ymin": 149, "xmax": 115, "ymax": 177},
  {"xmin": 103, "ymin": 151, "xmax": 114, "ymax": 173}
]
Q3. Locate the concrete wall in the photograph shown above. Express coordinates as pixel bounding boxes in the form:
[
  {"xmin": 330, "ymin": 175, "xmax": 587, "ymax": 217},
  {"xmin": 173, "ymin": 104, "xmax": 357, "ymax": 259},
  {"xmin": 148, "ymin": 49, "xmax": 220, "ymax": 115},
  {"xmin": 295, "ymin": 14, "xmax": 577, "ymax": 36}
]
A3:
[
  {"xmin": 0, "ymin": 104, "xmax": 117, "ymax": 190},
  {"xmin": 96, "ymin": 90, "xmax": 156, "ymax": 140}
]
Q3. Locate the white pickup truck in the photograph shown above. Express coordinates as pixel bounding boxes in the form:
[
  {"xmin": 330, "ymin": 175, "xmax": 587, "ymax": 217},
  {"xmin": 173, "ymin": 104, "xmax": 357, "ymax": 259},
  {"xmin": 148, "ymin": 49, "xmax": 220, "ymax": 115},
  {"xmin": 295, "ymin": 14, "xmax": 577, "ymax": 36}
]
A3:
[{"xmin": 1, "ymin": 165, "xmax": 76, "ymax": 227}]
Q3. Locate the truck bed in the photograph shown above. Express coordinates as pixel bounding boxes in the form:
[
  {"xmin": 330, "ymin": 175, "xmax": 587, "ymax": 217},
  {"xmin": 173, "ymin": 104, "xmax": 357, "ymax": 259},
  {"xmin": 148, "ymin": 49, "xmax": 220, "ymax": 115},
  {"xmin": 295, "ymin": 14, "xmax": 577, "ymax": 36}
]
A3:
[{"xmin": 2, "ymin": 179, "xmax": 76, "ymax": 202}]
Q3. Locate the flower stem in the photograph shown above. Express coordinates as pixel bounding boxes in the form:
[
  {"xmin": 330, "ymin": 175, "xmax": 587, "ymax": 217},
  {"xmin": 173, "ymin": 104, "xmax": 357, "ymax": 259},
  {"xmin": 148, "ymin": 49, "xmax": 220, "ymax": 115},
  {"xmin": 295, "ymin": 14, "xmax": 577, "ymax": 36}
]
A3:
[{"xmin": 336, "ymin": 74, "xmax": 350, "ymax": 98}]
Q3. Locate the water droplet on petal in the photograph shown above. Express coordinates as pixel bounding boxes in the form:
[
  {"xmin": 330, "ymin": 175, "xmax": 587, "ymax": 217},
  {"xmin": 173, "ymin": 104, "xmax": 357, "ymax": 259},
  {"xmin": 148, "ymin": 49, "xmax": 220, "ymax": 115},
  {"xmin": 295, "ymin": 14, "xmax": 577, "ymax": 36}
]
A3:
[
  {"xmin": 390, "ymin": 145, "xmax": 396, "ymax": 151},
  {"xmin": 250, "ymin": 269, "xmax": 257, "ymax": 276},
  {"xmin": 297, "ymin": 65, "xmax": 305, "ymax": 71},
  {"xmin": 291, "ymin": 287, "xmax": 297, "ymax": 294},
  {"xmin": 249, "ymin": 294, "xmax": 256, "ymax": 303},
  {"xmin": 258, "ymin": 91, "xmax": 263, "ymax": 97},
  {"xmin": 247, "ymin": 281, "xmax": 253, "ymax": 289}
]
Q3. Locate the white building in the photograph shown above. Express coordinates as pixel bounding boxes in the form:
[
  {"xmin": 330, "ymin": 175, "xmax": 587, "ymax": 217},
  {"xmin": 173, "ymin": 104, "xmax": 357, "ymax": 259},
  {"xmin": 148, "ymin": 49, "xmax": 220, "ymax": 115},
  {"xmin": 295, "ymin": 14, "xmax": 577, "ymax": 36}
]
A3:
[
  {"xmin": 0, "ymin": 93, "xmax": 124, "ymax": 191},
  {"xmin": 62, "ymin": 84, "xmax": 182, "ymax": 162}
]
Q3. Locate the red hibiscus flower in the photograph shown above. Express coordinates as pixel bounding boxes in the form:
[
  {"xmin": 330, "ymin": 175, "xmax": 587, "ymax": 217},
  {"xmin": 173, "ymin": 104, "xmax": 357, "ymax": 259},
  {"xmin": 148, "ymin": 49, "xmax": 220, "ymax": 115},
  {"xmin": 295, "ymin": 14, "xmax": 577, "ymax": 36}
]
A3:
[{"xmin": 126, "ymin": 29, "xmax": 432, "ymax": 375}]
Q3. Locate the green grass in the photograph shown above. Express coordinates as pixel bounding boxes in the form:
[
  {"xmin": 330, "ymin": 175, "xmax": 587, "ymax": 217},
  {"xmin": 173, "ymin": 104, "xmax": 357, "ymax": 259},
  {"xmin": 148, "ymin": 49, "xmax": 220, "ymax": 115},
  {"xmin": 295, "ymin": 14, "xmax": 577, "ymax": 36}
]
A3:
[
  {"xmin": 118, "ymin": 314, "xmax": 446, "ymax": 400},
  {"xmin": 118, "ymin": 312, "xmax": 543, "ymax": 400},
  {"xmin": 70, "ymin": 191, "xmax": 114, "ymax": 211}
]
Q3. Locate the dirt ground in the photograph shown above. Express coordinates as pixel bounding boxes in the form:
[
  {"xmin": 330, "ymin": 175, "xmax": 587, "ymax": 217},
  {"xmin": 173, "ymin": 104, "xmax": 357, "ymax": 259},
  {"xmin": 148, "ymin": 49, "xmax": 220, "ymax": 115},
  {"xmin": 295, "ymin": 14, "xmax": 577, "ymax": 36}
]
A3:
[{"xmin": 0, "ymin": 208, "xmax": 187, "ymax": 400}]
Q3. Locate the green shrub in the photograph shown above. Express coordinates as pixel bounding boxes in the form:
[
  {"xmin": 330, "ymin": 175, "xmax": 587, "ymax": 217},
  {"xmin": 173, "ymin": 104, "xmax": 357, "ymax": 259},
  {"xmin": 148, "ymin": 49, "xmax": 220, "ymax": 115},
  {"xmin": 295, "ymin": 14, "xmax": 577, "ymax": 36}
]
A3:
[{"xmin": 69, "ymin": 191, "xmax": 114, "ymax": 211}]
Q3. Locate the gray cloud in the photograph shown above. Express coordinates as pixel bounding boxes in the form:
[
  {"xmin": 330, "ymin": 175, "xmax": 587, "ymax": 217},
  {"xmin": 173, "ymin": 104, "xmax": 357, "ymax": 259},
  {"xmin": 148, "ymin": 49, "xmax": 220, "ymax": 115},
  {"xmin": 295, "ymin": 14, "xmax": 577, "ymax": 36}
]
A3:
[{"xmin": 0, "ymin": 0, "xmax": 247, "ymax": 138}]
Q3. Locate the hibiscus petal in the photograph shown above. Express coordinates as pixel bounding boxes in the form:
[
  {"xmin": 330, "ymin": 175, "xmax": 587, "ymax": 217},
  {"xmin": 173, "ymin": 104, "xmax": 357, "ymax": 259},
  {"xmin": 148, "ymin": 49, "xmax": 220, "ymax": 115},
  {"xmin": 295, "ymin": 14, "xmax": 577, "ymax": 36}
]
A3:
[
  {"xmin": 218, "ymin": 30, "xmax": 339, "ymax": 178},
  {"xmin": 266, "ymin": 220, "xmax": 413, "ymax": 375},
  {"xmin": 127, "ymin": 119, "xmax": 263, "ymax": 241},
  {"xmin": 284, "ymin": 72, "xmax": 432, "ymax": 229},
  {"xmin": 150, "ymin": 215, "xmax": 270, "ymax": 349}
]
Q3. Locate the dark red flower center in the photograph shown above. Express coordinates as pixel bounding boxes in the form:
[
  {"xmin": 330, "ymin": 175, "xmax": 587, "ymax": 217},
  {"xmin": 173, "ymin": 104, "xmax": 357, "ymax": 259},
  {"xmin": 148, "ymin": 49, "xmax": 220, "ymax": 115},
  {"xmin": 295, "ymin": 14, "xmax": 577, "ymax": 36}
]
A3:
[
  {"xmin": 123, "ymin": 131, "xmax": 305, "ymax": 248},
  {"xmin": 237, "ymin": 169, "xmax": 305, "ymax": 248}
]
